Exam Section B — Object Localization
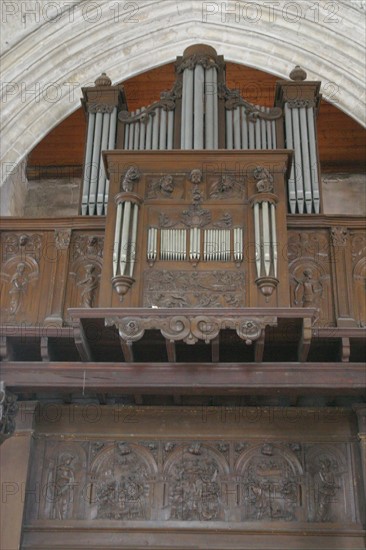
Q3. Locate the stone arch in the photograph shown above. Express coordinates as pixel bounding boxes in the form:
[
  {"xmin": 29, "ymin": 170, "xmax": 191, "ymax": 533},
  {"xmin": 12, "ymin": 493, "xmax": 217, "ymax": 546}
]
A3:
[{"xmin": 1, "ymin": 1, "xmax": 365, "ymax": 190}]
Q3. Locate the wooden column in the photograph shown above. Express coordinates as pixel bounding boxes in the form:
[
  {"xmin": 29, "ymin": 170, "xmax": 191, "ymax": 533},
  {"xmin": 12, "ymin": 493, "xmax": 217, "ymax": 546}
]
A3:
[
  {"xmin": 0, "ymin": 401, "xmax": 38, "ymax": 550},
  {"xmin": 44, "ymin": 229, "xmax": 71, "ymax": 326},
  {"xmin": 353, "ymin": 404, "xmax": 366, "ymax": 504},
  {"xmin": 330, "ymin": 227, "xmax": 357, "ymax": 327}
]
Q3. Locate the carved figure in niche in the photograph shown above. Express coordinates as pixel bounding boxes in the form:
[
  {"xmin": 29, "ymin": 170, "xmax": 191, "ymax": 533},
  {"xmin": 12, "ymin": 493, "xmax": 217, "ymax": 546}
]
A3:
[
  {"xmin": 190, "ymin": 169, "xmax": 203, "ymax": 184},
  {"xmin": 77, "ymin": 264, "xmax": 98, "ymax": 307},
  {"xmin": 9, "ymin": 262, "xmax": 29, "ymax": 315},
  {"xmin": 169, "ymin": 455, "xmax": 221, "ymax": 521},
  {"xmin": 53, "ymin": 454, "xmax": 76, "ymax": 520},
  {"xmin": 0, "ymin": 382, "xmax": 18, "ymax": 442},
  {"xmin": 209, "ymin": 174, "xmax": 236, "ymax": 198},
  {"xmin": 315, "ymin": 458, "xmax": 339, "ymax": 522},
  {"xmin": 294, "ymin": 269, "xmax": 323, "ymax": 307}
]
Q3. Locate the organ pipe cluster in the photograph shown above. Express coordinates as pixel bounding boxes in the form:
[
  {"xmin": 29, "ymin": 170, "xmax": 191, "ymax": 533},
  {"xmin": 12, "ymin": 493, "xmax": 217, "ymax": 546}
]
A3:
[
  {"xmin": 251, "ymin": 168, "xmax": 279, "ymax": 301},
  {"xmin": 112, "ymin": 177, "xmax": 143, "ymax": 300}
]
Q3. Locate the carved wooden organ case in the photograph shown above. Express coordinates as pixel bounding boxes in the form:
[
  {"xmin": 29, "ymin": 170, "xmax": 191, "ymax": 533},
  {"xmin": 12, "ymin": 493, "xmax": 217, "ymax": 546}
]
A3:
[{"xmin": 80, "ymin": 44, "xmax": 324, "ymax": 311}]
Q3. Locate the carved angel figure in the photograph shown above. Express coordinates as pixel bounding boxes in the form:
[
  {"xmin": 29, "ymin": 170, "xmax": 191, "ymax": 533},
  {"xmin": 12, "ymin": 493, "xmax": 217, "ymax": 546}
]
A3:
[
  {"xmin": 77, "ymin": 264, "xmax": 99, "ymax": 308},
  {"xmin": 294, "ymin": 269, "xmax": 323, "ymax": 307},
  {"xmin": 53, "ymin": 454, "xmax": 75, "ymax": 520},
  {"xmin": 9, "ymin": 262, "xmax": 29, "ymax": 315}
]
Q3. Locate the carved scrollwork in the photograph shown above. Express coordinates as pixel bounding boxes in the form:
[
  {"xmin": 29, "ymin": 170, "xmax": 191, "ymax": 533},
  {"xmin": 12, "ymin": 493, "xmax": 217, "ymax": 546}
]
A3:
[
  {"xmin": 160, "ymin": 316, "xmax": 192, "ymax": 343},
  {"xmin": 219, "ymin": 84, "xmax": 282, "ymax": 120},
  {"xmin": 121, "ymin": 166, "xmax": 140, "ymax": 192},
  {"xmin": 176, "ymin": 53, "xmax": 219, "ymax": 73},
  {"xmin": 235, "ymin": 319, "xmax": 262, "ymax": 344},
  {"xmin": 118, "ymin": 81, "xmax": 181, "ymax": 124},
  {"xmin": 106, "ymin": 317, "xmax": 145, "ymax": 343},
  {"xmin": 191, "ymin": 316, "xmax": 220, "ymax": 344},
  {"xmin": 209, "ymin": 174, "xmax": 243, "ymax": 199}
]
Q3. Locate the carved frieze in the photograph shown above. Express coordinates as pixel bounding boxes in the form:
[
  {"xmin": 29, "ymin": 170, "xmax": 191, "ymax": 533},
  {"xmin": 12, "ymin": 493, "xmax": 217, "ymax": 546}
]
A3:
[
  {"xmin": 106, "ymin": 309, "xmax": 276, "ymax": 346},
  {"xmin": 146, "ymin": 174, "xmax": 176, "ymax": 199},
  {"xmin": 143, "ymin": 270, "xmax": 245, "ymax": 309},
  {"xmin": 26, "ymin": 438, "xmax": 356, "ymax": 525},
  {"xmin": 88, "ymin": 104, "xmax": 115, "ymax": 114},
  {"xmin": 208, "ymin": 174, "xmax": 243, "ymax": 199}
]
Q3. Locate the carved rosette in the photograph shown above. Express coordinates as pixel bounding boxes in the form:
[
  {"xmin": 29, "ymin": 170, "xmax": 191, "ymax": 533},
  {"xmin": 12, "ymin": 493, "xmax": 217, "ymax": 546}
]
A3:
[{"xmin": 106, "ymin": 315, "xmax": 276, "ymax": 346}]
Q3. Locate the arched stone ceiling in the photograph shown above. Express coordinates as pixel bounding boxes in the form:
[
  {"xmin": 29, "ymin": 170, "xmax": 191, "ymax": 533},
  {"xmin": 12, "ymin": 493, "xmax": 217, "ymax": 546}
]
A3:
[{"xmin": 1, "ymin": 0, "xmax": 365, "ymax": 184}]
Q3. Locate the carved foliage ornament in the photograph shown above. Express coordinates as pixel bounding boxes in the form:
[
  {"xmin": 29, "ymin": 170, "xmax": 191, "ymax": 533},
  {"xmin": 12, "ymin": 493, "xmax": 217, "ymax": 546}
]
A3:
[
  {"xmin": 220, "ymin": 84, "xmax": 282, "ymax": 120},
  {"xmin": 119, "ymin": 80, "xmax": 182, "ymax": 123},
  {"xmin": 55, "ymin": 229, "xmax": 72, "ymax": 250},
  {"xmin": 331, "ymin": 226, "xmax": 349, "ymax": 247},
  {"xmin": 88, "ymin": 104, "xmax": 115, "ymax": 114},
  {"xmin": 176, "ymin": 53, "xmax": 221, "ymax": 73},
  {"xmin": 0, "ymin": 381, "xmax": 18, "ymax": 444}
]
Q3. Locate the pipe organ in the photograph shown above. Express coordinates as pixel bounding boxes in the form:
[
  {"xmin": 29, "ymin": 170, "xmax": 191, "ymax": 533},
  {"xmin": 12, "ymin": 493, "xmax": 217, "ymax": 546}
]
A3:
[
  {"xmin": 81, "ymin": 45, "xmax": 322, "ymax": 219},
  {"xmin": 77, "ymin": 45, "xmax": 323, "ymax": 308}
]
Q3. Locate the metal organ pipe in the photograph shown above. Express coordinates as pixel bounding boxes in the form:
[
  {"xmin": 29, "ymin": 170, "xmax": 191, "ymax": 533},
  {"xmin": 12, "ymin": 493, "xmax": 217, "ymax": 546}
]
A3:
[
  {"xmin": 205, "ymin": 67, "xmax": 215, "ymax": 149},
  {"xmin": 299, "ymin": 106, "xmax": 313, "ymax": 213},
  {"xmin": 96, "ymin": 112, "xmax": 111, "ymax": 215},
  {"xmin": 88, "ymin": 112, "xmax": 103, "ymax": 215},
  {"xmin": 194, "ymin": 64, "xmax": 204, "ymax": 149},
  {"xmin": 284, "ymin": 103, "xmax": 297, "ymax": 214},
  {"xmin": 291, "ymin": 107, "xmax": 305, "ymax": 214},
  {"xmin": 307, "ymin": 107, "xmax": 320, "ymax": 213},
  {"xmin": 81, "ymin": 112, "xmax": 95, "ymax": 215}
]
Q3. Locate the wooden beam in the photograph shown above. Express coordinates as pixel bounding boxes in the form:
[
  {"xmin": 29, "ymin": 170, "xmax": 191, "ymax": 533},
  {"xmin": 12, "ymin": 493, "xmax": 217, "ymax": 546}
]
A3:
[
  {"xmin": 165, "ymin": 340, "xmax": 176, "ymax": 362},
  {"xmin": 340, "ymin": 337, "xmax": 351, "ymax": 363},
  {"xmin": 40, "ymin": 337, "xmax": 50, "ymax": 362},
  {"xmin": 0, "ymin": 336, "xmax": 9, "ymax": 361},
  {"xmin": 254, "ymin": 331, "xmax": 265, "ymax": 363},
  {"xmin": 2, "ymin": 362, "xmax": 365, "ymax": 395},
  {"xmin": 73, "ymin": 322, "xmax": 94, "ymax": 362},
  {"xmin": 120, "ymin": 339, "xmax": 134, "ymax": 362},
  {"xmin": 298, "ymin": 318, "xmax": 312, "ymax": 362},
  {"xmin": 211, "ymin": 335, "xmax": 220, "ymax": 363}
]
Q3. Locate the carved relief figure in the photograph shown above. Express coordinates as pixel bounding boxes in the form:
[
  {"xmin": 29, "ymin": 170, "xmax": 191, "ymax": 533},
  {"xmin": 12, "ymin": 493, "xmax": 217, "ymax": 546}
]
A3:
[
  {"xmin": 77, "ymin": 264, "xmax": 99, "ymax": 307},
  {"xmin": 9, "ymin": 262, "xmax": 29, "ymax": 315},
  {"xmin": 294, "ymin": 269, "xmax": 323, "ymax": 308},
  {"xmin": 169, "ymin": 456, "xmax": 221, "ymax": 521},
  {"xmin": 93, "ymin": 444, "xmax": 151, "ymax": 520},
  {"xmin": 190, "ymin": 169, "xmax": 203, "ymax": 184},
  {"xmin": 209, "ymin": 174, "xmax": 238, "ymax": 198},
  {"xmin": 53, "ymin": 454, "xmax": 76, "ymax": 520},
  {"xmin": 121, "ymin": 166, "xmax": 140, "ymax": 192},
  {"xmin": 315, "ymin": 458, "xmax": 339, "ymax": 522},
  {"xmin": 147, "ymin": 174, "xmax": 175, "ymax": 198}
]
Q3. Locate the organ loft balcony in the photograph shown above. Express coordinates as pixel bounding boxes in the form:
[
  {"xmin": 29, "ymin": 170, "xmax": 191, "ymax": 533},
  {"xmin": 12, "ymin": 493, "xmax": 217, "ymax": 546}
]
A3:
[{"xmin": 0, "ymin": 45, "xmax": 365, "ymax": 403}]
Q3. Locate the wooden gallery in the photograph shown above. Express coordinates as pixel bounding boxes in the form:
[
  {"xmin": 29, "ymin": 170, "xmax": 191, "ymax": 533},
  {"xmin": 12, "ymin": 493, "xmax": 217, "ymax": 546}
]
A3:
[{"xmin": 1, "ymin": 44, "xmax": 365, "ymax": 549}]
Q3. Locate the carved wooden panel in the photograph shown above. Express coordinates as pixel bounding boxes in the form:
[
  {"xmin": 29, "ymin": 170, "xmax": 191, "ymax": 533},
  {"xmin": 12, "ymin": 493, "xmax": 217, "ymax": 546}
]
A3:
[
  {"xmin": 351, "ymin": 231, "xmax": 366, "ymax": 327},
  {"xmin": 25, "ymin": 437, "xmax": 358, "ymax": 525},
  {"xmin": 100, "ymin": 151, "xmax": 291, "ymax": 309},
  {"xmin": 63, "ymin": 233, "xmax": 104, "ymax": 322},
  {"xmin": 287, "ymin": 230, "xmax": 335, "ymax": 326},
  {"xmin": 0, "ymin": 232, "xmax": 54, "ymax": 325}
]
